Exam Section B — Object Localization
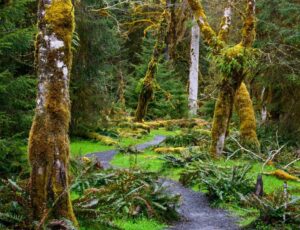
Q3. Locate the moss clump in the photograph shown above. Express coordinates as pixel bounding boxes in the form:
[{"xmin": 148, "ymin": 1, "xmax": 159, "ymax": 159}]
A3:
[
  {"xmin": 154, "ymin": 147, "xmax": 187, "ymax": 154},
  {"xmin": 87, "ymin": 132, "xmax": 118, "ymax": 146},
  {"xmin": 235, "ymin": 82, "xmax": 260, "ymax": 150},
  {"xmin": 264, "ymin": 169, "xmax": 300, "ymax": 182}
]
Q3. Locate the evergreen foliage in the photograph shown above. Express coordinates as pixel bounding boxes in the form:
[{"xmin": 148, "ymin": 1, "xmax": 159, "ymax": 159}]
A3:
[
  {"xmin": 126, "ymin": 37, "xmax": 188, "ymax": 120},
  {"xmin": 70, "ymin": 0, "xmax": 121, "ymax": 135},
  {"xmin": 0, "ymin": 138, "xmax": 27, "ymax": 178},
  {"xmin": 0, "ymin": 0, "xmax": 36, "ymax": 138},
  {"xmin": 256, "ymin": 0, "xmax": 300, "ymax": 143}
]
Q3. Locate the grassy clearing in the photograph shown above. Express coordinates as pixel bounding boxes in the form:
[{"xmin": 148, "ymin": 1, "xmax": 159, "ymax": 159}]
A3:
[
  {"xmin": 215, "ymin": 159, "xmax": 300, "ymax": 194},
  {"xmin": 112, "ymin": 149, "xmax": 300, "ymax": 194},
  {"xmin": 69, "ymin": 127, "xmax": 300, "ymax": 229},
  {"xmin": 70, "ymin": 128, "xmax": 180, "ymax": 157},
  {"xmin": 111, "ymin": 149, "xmax": 182, "ymax": 180},
  {"xmin": 70, "ymin": 139, "xmax": 114, "ymax": 157},
  {"xmin": 118, "ymin": 128, "xmax": 181, "ymax": 147},
  {"xmin": 115, "ymin": 218, "xmax": 166, "ymax": 230}
]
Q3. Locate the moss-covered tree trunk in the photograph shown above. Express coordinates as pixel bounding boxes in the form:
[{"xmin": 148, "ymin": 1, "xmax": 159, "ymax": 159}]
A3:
[
  {"xmin": 235, "ymin": 82, "xmax": 259, "ymax": 149},
  {"xmin": 188, "ymin": 0, "xmax": 258, "ymax": 157},
  {"xmin": 28, "ymin": 0, "xmax": 77, "ymax": 225},
  {"xmin": 135, "ymin": 11, "xmax": 168, "ymax": 122}
]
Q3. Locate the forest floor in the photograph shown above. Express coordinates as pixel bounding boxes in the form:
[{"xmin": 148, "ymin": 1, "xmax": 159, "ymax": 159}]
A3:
[
  {"xmin": 70, "ymin": 126, "xmax": 300, "ymax": 230},
  {"xmin": 86, "ymin": 135, "xmax": 239, "ymax": 230}
]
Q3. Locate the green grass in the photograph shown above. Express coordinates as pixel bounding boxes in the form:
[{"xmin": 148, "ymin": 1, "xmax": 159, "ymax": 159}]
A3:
[
  {"xmin": 115, "ymin": 218, "xmax": 166, "ymax": 230},
  {"xmin": 70, "ymin": 139, "xmax": 114, "ymax": 157},
  {"xmin": 70, "ymin": 128, "xmax": 181, "ymax": 157},
  {"xmin": 118, "ymin": 128, "xmax": 181, "ymax": 147},
  {"xmin": 215, "ymin": 158, "xmax": 300, "ymax": 194},
  {"xmin": 79, "ymin": 218, "xmax": 165, "ymax": 230},
  {"xmin": 111, "ymin": 149, "xmax": 183, "ymax": 180}
]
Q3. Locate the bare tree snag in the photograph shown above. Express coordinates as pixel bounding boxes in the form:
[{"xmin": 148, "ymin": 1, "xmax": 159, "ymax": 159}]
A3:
[
  {"xmin": 29, "ymin": 0, "xmax": 77, "ymax": 225},
  {"xmin": 235, "ymin": 82, "xmax": 260, "ymax": 149},
  {"xmin": 188, "ymin": 18, "xmax": 200, "ymax": 117},
  {"xmin": 135, "ymin": 11, "xmax": 168, "ymax": 122},
  {"xmin": 188, "ymin": 0, "xmax": 258, "ymax": 157}
]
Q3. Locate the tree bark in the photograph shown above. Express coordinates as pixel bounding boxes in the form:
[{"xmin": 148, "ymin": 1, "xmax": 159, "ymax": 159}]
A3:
[
  {"xmin": 29, "ymin": 0, "xmax": 77, "ymax": 225},
  {"xmin": 188, "ymin": 0, "xmax": 258, "ymax": 157},
  {"xmin": 135, "ymin": 11, "xmax": 168, "ymax": 122},
  {"xmin": 188, "ymin": 18, "xmax": 200, "ymax": 117}
]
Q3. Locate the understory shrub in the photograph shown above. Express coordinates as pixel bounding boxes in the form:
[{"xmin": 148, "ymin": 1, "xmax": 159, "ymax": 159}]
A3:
[
  {"xmin": 180, "ymin": 161, "xmax": 253, "ymax": 205},
  {"xmin": 0, "ymin": 179, "xmax": 31, "ymax": 229},
  {"xmin": 242, "ymin": 190, "xmax": 300, "ymax": 229},
  {"xmin": 70, "ymin": 158, "xmax": 180, "ymax": 226},
  {"xmin": 0, "ymin": 138, "xmax": 27, "ymax": 178},
  {"xmin": 164, "ymin": 130, "xmax": 209, "ymax": 147},
  {"xmin": 161, "ymin": 149, "xmax": 210, "ymax": 168}
]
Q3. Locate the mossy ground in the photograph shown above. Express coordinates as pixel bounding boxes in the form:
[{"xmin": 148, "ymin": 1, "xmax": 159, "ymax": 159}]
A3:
[{"xmin": 51, "ymin": 127, "xmax": 300, "ymax": 229}]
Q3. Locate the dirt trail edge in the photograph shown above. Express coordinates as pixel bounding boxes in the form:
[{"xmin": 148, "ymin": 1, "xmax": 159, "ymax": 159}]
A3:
[{"xmin": 87, "ymin": 135, "xmax": 239, "ymax": 230}]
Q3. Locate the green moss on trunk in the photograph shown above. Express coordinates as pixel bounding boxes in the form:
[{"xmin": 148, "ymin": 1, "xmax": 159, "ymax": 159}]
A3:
[
  {"xmin": 235, "ymin": 82, "xmax": 260, "ymax": 150},
  {"xmin": 134, "ymin": 11, "xmax": 168, "ymax": 122},
  {"xmin": 29, "ymin": 0, "xmax": 77, "ymax": 226},
  {"xmin": 210, "ymin": 79, "xmax": 235, "ymax": 157}
]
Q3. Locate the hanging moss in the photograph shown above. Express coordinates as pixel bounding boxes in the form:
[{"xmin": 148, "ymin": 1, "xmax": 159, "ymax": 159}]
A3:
[
  {"xmin": 134, "ymin": 11, "xmax": 169, "ymax": 122},
  {"xmin": 235, "ymin": 82, "xmax": 260, "ymax": 150},
  {"xmin": 187, "ymin": 0, "xmax": 224, "ymax": 52},
  {"xmin": 29, "ymin": 0, "xmax": 77, "ymax": 226},
  {"xmin": 187, "ymin": 0, "xmax": 258, "ymax": 157},
  {"xmin": 241, "ymin": 0, "xmax": 256, "ymax": 47}
]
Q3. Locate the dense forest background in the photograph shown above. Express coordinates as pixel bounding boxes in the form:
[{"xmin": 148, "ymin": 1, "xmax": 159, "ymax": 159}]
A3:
[
  {"xmin": 1, "ymin": 0, "xmax": 299, "ymax": 144},
  {"xmin": 0, "ymin": 0, "xmax": 300, "ymax": 229}
]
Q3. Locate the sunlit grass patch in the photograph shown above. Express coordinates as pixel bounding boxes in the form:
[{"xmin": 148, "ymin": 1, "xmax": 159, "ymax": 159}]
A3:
[
  {"xmin": 115, "ymin": 218, "xmax": 166, "ymax": 230},
  {"xmin": 70, "ymin": 139, "xmax": 113, "ymax": 157}
]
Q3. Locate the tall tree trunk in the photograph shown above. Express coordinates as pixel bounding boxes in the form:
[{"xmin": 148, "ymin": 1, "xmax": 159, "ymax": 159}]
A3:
[
  {"xmin": 260, "ymin": 87, "xmax": 267, "ymax": 124},
  {"xmin": 210, "ymin": 79, "xmax": 235, "ymax": 157},
  {"xmin": 135, "ymin": 11, "xmax": 168, "ymax": 122},
  {"xmin": 29, "ymin": 0, "xmax": 77, "ymax": 225},
  {"xmin": 118, "ymin": 70, "xmax": 126, "ymax": 108},
  {"xmin": 188, "ymin": 0, "xmax": 257, "ymax": 157},
  {"xmin": 188, "ymin": 18, "xmax": 200, "ymax": 117},
  {"xmin": 235, "ymin": 82, "xmax": 260, "ymax": 149}
]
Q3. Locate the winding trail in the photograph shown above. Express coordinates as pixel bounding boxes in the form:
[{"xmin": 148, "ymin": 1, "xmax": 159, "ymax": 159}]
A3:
[{"xmin": 87, "ymin": 135, "xmax": 239, "ymax": 230}]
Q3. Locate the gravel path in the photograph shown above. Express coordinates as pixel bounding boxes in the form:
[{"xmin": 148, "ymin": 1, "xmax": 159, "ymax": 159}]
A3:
[
  {"xmin": 87, "ymin": 135, "xmax": 239, "ymax": 230},
  {"xmin": 162, "ymin": 179, "xmax": 239, "ymax": 230},
  {"xmin": 87, "ymin": 135, "xmax": 166, "ymax": 169}
]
